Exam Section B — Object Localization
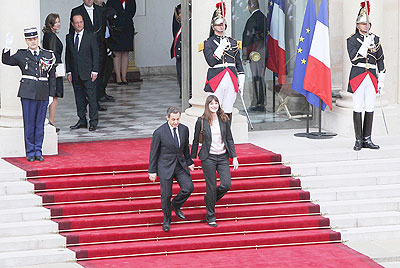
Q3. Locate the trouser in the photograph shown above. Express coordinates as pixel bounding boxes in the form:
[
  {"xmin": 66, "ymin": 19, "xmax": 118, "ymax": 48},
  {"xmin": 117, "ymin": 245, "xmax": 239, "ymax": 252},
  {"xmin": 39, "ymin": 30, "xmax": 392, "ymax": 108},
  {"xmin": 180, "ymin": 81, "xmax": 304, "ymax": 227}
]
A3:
[
  {"xmin": 160, "ymin": 163, "xmax": 194, "ymax": 222},
  {"xmin": 249, "ymin": 55, "xmax": 266, "ymax": 106},
  {"xmin": 21, "ymin": 98, "xmax": 48, "ymax": 157},
  {"xmin": 98, "ymin": 54, "xmax": 114, "ymax": 99},
  {"xmin": 352, "ymin": 74, "xmax": 376, "ymax": 113},
  {"xmin": 96, "ymin": 44, "xmax": 106, "ymax": 99},
  {"xmin": 176, "ymin": 58, "xmax": 182, "ymax": 98},
  {"xmin": 212, "ymin": 71, "xmax": 237, "ymax": 114},
  {"xmin": 72, "ymin": 78, "xmax": 98, "ymax": 127},
  {"xmin": 201, "ymin": 153, "xmax": 232, "ymax": 222}
]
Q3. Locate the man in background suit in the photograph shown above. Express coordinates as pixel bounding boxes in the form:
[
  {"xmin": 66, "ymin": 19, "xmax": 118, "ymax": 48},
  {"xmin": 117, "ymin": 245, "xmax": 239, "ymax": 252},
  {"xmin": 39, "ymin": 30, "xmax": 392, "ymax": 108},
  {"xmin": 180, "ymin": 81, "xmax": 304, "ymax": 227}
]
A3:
[
  {"xmin": 66, "ymin": 14, "xmax": 99, "ymax": 131},
  {"xmin": 242, "ymin": 0, "xmax": 268, "ymax": 112},
  {"xmin": 70, "ymin": 0, "xmax": 108, "ymax": 111},
  {"xmin": 148, "ymin": 106, "xmax": 195, "ymax": 232}
]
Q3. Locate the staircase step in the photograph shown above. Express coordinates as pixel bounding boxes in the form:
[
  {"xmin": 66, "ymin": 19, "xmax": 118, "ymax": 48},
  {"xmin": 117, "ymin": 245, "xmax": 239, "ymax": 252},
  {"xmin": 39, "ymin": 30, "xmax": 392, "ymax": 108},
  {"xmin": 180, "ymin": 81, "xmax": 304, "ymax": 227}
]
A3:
[
  {"xmin": 310, "ymin": 184, "xmax": 400, "ymax": 201},
  {"xmin": 54, "ymin": 202, "xmax": 320, "ymax": 231},
  {"xmin": 291, "ymin": 158, "xmax": 400, "ymax": 177},
  {"xmin": 0, "ymin": 248, "xmax": 75, "ymax": 267},
  {"xmin": 0, "ymin": 207, "xmax": 50, "ymax": 223},
  {"xmin": 0, "ymin": 220, "xmax": 58, "ymax": 238},
  {"xmin": 0, "ymin": 160, "xmax": 25, "ymax": 183},
  {"xmin": 39, "ymin": 176, "xmax": 300, "ymax": 204},
  {"xmin": 0, "ymin": 194, "xmax": 42, "ymax": 209},
  {"xmin": 0, "ymin": 181, "xmax": 34, "ymax": 196},
  {"xmin": 0, "ymin": 234, "xmax": 66, "ymax": 253},
  {"xmin": 30, "ymin": 164, "xmax": 290, "ymax": 191},
  {"xmin": 65, "ymin": 215, "xmax": 329, "ymax": 245},
  {"xmin": 317, "ymin": 198, "xmax": 400, "ymax": 215},
  {"xmin": 300, "ymin": 171, "xmax": 400, "ymax": 189},
  {"xmin": 69, "ymin": 229, "xmax": 340, "ymax": 260},
  {"xmin": 339, "ymin": 225, "xmax": 400, "ymax": 242},
  {"xmin": 329, "ymin": 211, "xmax": 400, "ymax": 228}
]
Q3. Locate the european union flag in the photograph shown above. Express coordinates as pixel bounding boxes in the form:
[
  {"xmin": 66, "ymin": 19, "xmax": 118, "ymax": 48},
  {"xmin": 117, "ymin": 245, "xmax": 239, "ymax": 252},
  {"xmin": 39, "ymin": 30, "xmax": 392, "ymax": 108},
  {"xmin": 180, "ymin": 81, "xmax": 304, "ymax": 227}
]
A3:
[{"xmin": 292, "ymin": 0, "xmax": 327, "ymax": 110}]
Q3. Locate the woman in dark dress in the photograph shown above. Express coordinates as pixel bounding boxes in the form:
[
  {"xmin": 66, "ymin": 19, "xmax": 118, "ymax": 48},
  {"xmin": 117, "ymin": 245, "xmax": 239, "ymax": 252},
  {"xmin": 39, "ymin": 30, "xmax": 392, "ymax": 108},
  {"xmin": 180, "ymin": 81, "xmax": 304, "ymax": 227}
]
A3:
[
  {"xmin": 42, "ymin": 13, "xmax": 63, "ymax": 132},
  {"xmin": 106, "ymin": 0, "xmax": 136, "ymax": 85}
]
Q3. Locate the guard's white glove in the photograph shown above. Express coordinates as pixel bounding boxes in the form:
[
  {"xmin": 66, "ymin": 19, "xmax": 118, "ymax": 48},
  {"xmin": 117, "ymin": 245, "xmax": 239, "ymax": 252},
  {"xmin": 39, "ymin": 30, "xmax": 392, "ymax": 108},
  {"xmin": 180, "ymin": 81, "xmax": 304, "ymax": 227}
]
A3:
[
  {"xmin": 358, "ymin": 34, "xmax": 374, "ymax": 57},
  {"xmin": 4, "ymin": 32, "xmax": 13, "ymax": 52},
  {"xmin": 238, "ymin": 73, "xmax": 245, "ymax": 97},
  {"xmin": 48, "ymin": 96, "xmax": 53, "ymax": 107},
  {"xmin": 378, "ymin": 72, "xmax": 385, "ymax": 94},
  {"xmin": 214, "ymin": 37, "xmax": 230, "ymax": 59}
]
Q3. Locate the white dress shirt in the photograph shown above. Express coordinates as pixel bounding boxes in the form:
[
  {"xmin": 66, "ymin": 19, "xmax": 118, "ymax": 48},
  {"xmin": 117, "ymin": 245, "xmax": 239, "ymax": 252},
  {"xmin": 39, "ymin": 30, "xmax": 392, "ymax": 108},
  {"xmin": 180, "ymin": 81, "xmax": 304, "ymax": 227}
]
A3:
[
  {"xmin": 209, "ymin": 119, "xmax": 226, "ymax": 155},
  {"xmin": 84, "ymin": 4, "xmax": 94, "ymax": 25},
  {"xmin": 29, "ymin": 48, "xmax": 40, "ymax": 58},
  {"xmin": 74, "ymin": 29, "xmax": 84, "ymax": 51},
  {"xmin": 169, "ymin": 124, "xmax": 180, "ymax": 147}
]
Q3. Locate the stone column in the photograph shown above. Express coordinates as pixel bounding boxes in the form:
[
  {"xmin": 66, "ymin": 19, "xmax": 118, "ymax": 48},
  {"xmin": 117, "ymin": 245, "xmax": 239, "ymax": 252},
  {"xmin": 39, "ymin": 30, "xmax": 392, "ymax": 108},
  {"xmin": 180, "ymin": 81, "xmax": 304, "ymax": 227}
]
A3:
[
  {"xmin": 323, "ymin": 0, "xmax": 400, "ymax": 137},
  {"xmin": 0, "ymin": 0, "xmax": 57, "ymax": 157},
  {"xmin": 181, "ymin": 0, "xmax": 248, "ymax": 143}
]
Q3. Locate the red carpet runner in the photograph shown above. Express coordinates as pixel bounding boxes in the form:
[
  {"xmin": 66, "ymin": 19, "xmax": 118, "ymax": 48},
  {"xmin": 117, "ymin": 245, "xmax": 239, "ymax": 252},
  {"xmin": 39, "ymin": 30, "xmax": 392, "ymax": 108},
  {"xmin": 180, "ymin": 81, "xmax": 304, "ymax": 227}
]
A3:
[{"xmin": 5, "ymin": 139, "xmax": 382, "ymax": 268}]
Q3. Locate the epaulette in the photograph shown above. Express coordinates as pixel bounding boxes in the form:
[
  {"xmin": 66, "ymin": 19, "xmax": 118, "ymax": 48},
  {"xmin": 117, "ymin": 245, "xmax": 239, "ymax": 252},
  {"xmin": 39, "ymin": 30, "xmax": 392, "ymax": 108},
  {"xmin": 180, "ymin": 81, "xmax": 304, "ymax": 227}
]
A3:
[
  {"xmin": 40, "ymin": 48, "xmax": 54, "ymax": 54},
  {"xmin": 198, "ymin": 41, "xmax": 205, "ymax": 52},
  {"xmin": 237, "ymin": 41, "xmax": 242, "ymax": 49}
]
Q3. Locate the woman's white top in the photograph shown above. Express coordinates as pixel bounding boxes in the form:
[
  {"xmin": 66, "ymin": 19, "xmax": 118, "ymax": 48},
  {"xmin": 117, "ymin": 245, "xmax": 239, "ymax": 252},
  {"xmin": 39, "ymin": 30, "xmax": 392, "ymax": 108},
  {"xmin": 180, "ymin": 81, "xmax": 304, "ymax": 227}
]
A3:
[{"xmin": 209, "ymin": 118, "xmax": 226, "ymax": 155}]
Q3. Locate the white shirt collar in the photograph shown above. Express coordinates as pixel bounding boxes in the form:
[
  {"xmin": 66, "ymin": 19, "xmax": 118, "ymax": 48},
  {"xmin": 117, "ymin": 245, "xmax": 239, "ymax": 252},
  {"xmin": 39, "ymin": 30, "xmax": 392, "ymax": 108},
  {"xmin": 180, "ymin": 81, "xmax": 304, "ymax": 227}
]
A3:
[
  {"xmin": 75, "ymin": 29, "xmax": 84, "ymax": 36},
  {"xmin": 84, "ymin": 4, "xmax": 94, "ymax": 10},
  {"xmin": 29, "ymin": 48, "xmax": 40, "ymax": 55},
  {"xmin": 251, "ymin": 9, "xmax": 260, "ymax": 15}
]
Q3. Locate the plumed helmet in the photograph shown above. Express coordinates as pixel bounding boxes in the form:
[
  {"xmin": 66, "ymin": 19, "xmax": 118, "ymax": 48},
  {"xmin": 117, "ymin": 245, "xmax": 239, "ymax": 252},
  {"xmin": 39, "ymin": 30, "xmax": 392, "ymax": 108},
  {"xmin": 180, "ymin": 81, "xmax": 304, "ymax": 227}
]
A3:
[
  {"xmin": 356, "ymin": 1, "xmax": 370, "ymax": 24},
  {"xmin": 211, "ymin": 2, "xmax": 227, "ymax": 27}
]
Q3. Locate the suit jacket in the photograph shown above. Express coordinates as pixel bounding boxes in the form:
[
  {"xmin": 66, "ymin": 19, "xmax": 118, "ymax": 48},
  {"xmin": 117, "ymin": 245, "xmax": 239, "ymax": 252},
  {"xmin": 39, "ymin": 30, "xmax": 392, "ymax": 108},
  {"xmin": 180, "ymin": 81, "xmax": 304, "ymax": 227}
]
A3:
[
  {"xmin": 203, "ymin": 35, "xmax": 244, "ymax": 93},
  {"xmin": 69, "ymin": 3, "xmax": 105, "ymax": 43},
  {"xmin": 2, "ymin": 48, "xmax": 56, "ymax": 100},
  {"xmin": 149, "ymin": 122, "xmax": 194, "ymax": 180},
  {"xmin": 242, "ymin": 9, "xmax": 269, "ymax": 61},
  {"xmin": 191, "ymin": 116, "xmax": 237, "ymax": 161},
  {"xmin": 347, "ymin": 31, "xmax": 385, "ymax": 93},
  {"xmin": 65, "ymin": 30, "xmax": 99, "ymax": 81}
]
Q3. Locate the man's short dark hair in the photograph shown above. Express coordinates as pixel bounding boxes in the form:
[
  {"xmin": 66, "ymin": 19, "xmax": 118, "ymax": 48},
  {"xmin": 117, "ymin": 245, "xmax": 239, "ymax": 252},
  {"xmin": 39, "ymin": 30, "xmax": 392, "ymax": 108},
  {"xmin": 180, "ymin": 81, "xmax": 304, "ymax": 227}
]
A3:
[
  {"xmin": 71, "ymin": 14, "xmax": 83, "ymax": 23},
  {"xmin": 167, "ymin": 106, "xmax": 181, "ymax": 117}
]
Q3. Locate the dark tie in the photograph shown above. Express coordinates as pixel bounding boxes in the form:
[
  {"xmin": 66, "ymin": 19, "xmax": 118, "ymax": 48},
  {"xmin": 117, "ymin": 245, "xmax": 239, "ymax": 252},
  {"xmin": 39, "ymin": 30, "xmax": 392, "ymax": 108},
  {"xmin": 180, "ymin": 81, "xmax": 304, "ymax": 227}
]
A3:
[
  {"xmin": 75, "ymin": 33, "xmax": 79, "ymax": 51},
  {"xmin": 33, "ymin": 51, "xmax": 38, "ymax": 61},
  {"xmin": 173, "ymin": 128, "xmax": 179, "ymax": 148}
]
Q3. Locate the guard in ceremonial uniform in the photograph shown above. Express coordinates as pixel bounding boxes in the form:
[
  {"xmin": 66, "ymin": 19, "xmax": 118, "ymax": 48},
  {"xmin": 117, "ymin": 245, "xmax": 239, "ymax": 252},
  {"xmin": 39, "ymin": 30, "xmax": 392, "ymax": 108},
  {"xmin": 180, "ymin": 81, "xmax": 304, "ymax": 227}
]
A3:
[
  {"xmin": 347, "ymin": 1, "xmax": 385, "ymax": 151},
  {"xmin": 171, "ymin": 4, "xmax": 182, "ymax": 98},
  {"xmin": 2, "ymin": 27, "xmax": 56, "ymax": 162},
  {"xmin": 201, "ymin": 3, "xmax": 245, "ymax": 120}
]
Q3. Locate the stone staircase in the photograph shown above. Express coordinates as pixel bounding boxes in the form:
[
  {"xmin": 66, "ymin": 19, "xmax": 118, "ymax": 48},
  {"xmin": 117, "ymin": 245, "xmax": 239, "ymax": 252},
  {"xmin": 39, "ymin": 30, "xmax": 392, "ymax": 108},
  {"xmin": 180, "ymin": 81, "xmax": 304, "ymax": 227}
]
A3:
[{"xmin": 0, "ymin": 160, "xmax": 75, "ymax": 267}]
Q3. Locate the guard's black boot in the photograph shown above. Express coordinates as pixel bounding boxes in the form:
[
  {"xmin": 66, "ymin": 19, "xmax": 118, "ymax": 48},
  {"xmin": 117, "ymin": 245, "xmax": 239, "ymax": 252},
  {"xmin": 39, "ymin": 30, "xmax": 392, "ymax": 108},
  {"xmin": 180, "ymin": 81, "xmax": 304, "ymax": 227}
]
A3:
[
  {"xmin": 363, "ymin": 111, "xmax": 380, "ymax": 149},
  {"xmin": 353, "ymin": 112, "xmax": 363, "ymax": 151}
]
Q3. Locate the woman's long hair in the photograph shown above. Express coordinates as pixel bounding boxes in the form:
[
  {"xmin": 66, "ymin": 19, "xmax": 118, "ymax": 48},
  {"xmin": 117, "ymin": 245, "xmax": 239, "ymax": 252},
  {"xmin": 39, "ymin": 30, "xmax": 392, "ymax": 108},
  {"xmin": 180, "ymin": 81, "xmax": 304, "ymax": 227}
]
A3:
[
  {"xmin": 42, "ymin": 13, "xmax": 60, "ymax": 34},
  {"xmin": 202, "ymin": 95, "xmax": 229, "ymax": 125}
]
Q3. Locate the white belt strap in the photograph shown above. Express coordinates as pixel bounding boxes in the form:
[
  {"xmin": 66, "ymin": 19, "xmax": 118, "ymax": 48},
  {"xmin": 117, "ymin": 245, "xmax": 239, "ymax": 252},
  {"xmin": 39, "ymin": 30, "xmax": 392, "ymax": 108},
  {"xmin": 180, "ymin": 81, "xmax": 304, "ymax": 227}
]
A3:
[
  {"xmin": 213, "ymin": 63, "xmax": 235, "ymax": 68},
  {"xmin": 21, "ymin": 75, "xmax": 48, "ymax": 81},
  {"xmin": 352, "ymin": 63, "xmax": 376, "ymax": 70}
]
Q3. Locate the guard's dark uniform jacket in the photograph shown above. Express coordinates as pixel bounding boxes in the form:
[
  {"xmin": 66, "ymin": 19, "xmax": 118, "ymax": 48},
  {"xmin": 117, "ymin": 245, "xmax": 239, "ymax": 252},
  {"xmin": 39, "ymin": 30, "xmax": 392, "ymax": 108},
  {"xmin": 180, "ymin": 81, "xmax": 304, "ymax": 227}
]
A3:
[
  {"xmin": 2, "ymin": 48, "xmax": 56, "ymax": 100},
  {"xmin": 347, "ymin": 32, "xmax": 385, "ymax": 94},
  {"xmin": 202, "ymin": 35, "xmax": 244, "ymax": 93}
]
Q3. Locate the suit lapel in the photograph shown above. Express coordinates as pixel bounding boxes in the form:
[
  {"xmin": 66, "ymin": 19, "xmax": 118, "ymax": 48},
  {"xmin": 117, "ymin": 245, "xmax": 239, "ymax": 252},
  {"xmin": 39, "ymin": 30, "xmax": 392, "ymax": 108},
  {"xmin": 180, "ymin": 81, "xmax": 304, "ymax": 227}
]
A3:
[
  {"xmin": 218, "ymin": 117, "xmax": 226, "ymax": 139},
  {"xmin": 178, "ymin": 125, "xmax": 185, "ymax": 149},
  {"xmin": 164, "ymin": 122, "xmax": 176, "ymax": 148},
  {"xmin": 25, "ymin": 49, "xmax": 37, "ymax": 62},
  {"xmin": 78, "ymin": 31, "xmax": 87, "ymax": 54}
]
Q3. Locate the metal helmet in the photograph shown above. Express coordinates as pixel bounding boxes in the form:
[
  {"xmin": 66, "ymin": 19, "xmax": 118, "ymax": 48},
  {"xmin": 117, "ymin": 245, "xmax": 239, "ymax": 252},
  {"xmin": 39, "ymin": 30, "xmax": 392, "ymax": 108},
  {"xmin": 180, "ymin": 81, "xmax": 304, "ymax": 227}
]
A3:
[
  {"xmin": 356, "ymin": 1, "xmax": 370, "ymax": 24},
  {"xmin": 211, "ymin": 2, "xmax": 227, "ymax": 27}
]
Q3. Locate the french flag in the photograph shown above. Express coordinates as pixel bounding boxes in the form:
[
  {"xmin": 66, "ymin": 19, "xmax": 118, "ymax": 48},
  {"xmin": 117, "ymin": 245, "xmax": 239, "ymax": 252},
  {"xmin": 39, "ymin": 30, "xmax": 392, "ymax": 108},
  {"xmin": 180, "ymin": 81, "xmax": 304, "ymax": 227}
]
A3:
[
  {"xmin": 303, "ymin": 0, "xmax": 332, "ymax": 110},
  {"xmin": 267, "ymin": 0, "xmax": 286, "ymax": 84}
]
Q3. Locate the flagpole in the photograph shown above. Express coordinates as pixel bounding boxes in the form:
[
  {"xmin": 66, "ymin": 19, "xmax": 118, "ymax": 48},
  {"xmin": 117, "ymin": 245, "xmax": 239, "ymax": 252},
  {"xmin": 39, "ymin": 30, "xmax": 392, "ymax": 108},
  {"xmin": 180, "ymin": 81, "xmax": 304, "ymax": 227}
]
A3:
[{"xmin": 272, "ymin": 73, "xmax": 276, "ymax": 113}]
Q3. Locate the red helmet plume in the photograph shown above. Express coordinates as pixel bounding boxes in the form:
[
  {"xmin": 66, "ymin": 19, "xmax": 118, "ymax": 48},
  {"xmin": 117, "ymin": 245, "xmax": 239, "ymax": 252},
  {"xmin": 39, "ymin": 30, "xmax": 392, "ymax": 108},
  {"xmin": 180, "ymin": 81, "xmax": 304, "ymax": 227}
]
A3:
[{"xmin": 360, "ymin": 1, "xmax": 370, "ymax": 15}]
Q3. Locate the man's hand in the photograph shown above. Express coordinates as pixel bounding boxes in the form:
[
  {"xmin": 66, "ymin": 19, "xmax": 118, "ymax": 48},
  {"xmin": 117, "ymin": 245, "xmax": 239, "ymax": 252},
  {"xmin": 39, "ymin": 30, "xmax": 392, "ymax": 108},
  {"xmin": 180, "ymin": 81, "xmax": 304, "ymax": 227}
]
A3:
[
  {"xmin": 148, "ymin": 173, "xmax": 157, "ymax": 182},
  {"xmin": 91, "ymin": 72, "xmax": 98, "ymax": 82},
  {"xmin": 188, "ymin": 164, "xmax": 194, "ymax": 172},
  {"xmin": 232, "ymin": 157, "xmax": 239, "ymax": 170},
  {"xmin": 67, "ymin": 73, "xmax": 72, "ymax": 83}
]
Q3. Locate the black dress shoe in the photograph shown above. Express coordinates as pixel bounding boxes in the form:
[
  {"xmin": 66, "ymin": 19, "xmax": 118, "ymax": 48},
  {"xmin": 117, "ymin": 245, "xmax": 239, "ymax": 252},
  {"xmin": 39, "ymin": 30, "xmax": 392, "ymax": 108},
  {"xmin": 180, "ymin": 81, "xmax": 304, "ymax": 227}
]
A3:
[
  {"xmin": 117, "ymin": 82, "xmax": 124, "ymax": 85},
  {"xmin": 26, "ymin": 156, "xmax": 35, "ymax": 162},
  {"xmin": 207, "ymin": 221, "xmax": 218, "ymax": 227},
  {"xmin": 35, "ymin": 156, "xmax": 44, "ymax": 162},
  {"xmin": 162, "ymin": 221, "xmax": 170, "ymax": 232},
  {"xmin": 122, "ymin": 81, "xmax": 128, "ymax": 85},
  {"xmin": 99, "ymin": 96, "xmax": 115, "ymax": 102},
  {"xmin": 70, "ymin": 122, "xmax": 87, "ymax": 129},
  {"xmin": 171, "ymin": 203, "xmax": 186, "ymax": 220},
  {"xmin": 105, "ymin": 94, "xmax": 115, "ymax": 100},
  {"xmin": 98, "ymin": 105, "xmax": 107, "ymax": 112},
  {"xmin": 89, "ymin": 126, "xmax": 97, "ymax": 131}
]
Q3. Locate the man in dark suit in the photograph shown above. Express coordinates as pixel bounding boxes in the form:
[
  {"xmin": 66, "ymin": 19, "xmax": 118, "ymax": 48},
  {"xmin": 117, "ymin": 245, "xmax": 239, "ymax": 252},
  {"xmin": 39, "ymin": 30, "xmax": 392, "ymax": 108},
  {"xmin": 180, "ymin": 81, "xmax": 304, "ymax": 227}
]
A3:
[
  {"xmin": 171, "ymin": 4, "xmax": 182, "ymax": 98},
  {"xmin": 2, "ymin": 27, "xmax": 56, "ymax": 162},
  {"xmin": 242, "ymin": 0, "xmax": 269, "ymax": 112},
  {"xmin": 66, "ymin": 14, "xmax": 99, "ymax": 131},
  {"xmin": 148, "ymin": 106, "xmax": 195, "ymax": 232},
  {"xmin": 70, "ymin": 0, "xmax": 108, "ymax": 111}
]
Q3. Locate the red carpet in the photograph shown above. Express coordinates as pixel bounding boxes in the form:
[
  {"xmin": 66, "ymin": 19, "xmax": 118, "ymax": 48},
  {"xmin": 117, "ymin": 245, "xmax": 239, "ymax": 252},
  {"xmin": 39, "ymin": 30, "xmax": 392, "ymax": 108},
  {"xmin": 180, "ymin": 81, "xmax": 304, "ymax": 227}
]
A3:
[{"xmin": 4, "ymin": 138, "xmax": 382, "ymax": 267}]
